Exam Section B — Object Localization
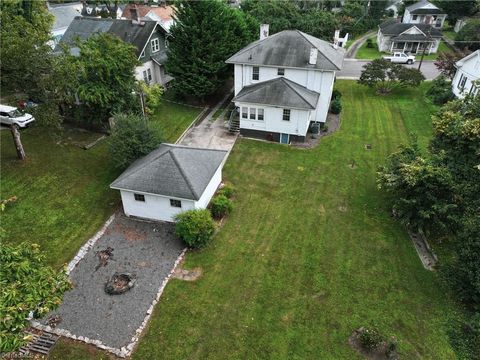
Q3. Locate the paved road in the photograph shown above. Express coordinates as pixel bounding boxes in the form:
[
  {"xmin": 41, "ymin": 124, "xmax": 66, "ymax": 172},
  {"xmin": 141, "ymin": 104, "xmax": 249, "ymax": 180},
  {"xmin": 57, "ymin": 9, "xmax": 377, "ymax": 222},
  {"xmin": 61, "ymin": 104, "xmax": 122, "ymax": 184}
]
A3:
[{"xmin": 337, "ymin": 59, "xmax": 440, "ymax": 80}]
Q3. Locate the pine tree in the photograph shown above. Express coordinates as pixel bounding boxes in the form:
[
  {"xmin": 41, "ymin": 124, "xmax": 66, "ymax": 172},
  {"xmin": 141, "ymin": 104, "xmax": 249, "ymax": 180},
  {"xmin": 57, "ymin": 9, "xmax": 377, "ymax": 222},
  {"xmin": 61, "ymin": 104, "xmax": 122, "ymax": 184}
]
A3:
[{"xmin": 166, "ymin": 0, "xmax": 257, "ymax": 99}]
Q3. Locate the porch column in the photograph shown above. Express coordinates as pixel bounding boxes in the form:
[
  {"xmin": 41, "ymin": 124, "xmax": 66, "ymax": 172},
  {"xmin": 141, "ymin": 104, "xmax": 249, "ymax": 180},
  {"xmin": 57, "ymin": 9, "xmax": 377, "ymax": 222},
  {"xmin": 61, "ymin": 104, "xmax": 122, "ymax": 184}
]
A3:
[
  {"xmin": 403, "ymin": 42, "xmax": 407, "ymax": 52},
  {"xmin": 416, "ymin": 42, "xmax": 420, "ymax": 53},
  {"xmin": 390, "ymin": 41, "xmax": 394, "ymax": 53}
]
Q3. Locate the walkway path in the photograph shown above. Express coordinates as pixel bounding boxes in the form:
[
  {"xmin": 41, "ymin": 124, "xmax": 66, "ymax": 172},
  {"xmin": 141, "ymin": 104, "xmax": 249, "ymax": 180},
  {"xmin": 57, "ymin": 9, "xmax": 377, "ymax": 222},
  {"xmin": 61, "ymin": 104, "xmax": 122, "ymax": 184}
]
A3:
[
  {"xmin": 345, "ymin": 31, "xmax": 376, "ymax": 59},
  {"xmin": 177, "ymin": 88, "xmax": 238, "ymax": 151}
]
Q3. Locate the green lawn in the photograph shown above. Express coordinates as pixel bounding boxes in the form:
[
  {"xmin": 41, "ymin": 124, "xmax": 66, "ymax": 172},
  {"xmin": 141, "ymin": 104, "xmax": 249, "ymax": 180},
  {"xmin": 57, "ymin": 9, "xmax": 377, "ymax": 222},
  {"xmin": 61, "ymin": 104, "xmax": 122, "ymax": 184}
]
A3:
[
  {"xmin": 129, "ymin": 82, "xmax": 457, "ymax": 358},
  {"xmin": 149, "ymin": 100, "xmax": 202, "ymax": 143},
  {"xmin": 49, "ymin": 81, "xmax": 461, "ymax": 359},
  {"xmin": 356, "ymin": 37, "xmax": 453, "ymax": 60},
  {"xmin": 0, "ymin": 102, "xmax": 200, "ymax": 269}
]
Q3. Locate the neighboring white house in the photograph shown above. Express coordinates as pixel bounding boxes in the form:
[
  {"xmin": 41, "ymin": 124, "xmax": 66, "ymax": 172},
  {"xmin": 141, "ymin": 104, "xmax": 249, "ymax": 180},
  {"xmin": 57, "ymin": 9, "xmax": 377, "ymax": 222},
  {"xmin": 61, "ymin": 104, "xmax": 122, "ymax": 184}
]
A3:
[
  {"xmin": 452, "ymin": 50, "xmax": 480, "ymax": 98},
  {"xmin": 377, "ymin": 19, "xmax": 443, "ymax": 54},
  {"xmin": 110, "ymin": 144, "xmax": 228, "ymax": 222},
  {"xmin": 403, "ymin": 0, "xmax": 447, "ymax": 28},
  {"xmin": 225, "ymin": 28, "xmax": 345, "ymax": 144},
  {"xmin": 57, "ymin": 17, "xmax": 172, "ymax": 86},
  {"xmin": 47, "ymin": 1, "xmax": 83, "ymax": 48}
]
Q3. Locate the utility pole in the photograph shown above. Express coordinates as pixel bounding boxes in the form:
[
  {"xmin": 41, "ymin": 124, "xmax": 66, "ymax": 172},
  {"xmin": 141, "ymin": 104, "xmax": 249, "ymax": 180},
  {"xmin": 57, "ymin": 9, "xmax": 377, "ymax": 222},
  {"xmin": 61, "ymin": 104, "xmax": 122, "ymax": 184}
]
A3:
[{"xmin": 418, "ymin": 25, "xmax": 432, "ymax": 71}]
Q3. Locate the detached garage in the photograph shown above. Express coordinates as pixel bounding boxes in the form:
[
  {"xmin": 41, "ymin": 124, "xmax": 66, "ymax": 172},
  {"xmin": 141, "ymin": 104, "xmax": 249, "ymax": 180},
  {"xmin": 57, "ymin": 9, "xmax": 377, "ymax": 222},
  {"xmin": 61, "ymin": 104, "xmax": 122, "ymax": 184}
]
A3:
[{"xmin": 110, "ymin": 144, "xmax": 228, "ymax": 222}]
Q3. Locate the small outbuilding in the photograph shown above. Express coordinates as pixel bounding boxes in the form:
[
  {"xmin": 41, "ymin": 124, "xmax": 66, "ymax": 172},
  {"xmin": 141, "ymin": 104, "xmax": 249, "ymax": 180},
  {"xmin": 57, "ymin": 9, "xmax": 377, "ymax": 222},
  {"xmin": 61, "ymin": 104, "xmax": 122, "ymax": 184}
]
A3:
[{"xmin": 110, "ymin": 144, "xmax": 228, "ymax": 222}]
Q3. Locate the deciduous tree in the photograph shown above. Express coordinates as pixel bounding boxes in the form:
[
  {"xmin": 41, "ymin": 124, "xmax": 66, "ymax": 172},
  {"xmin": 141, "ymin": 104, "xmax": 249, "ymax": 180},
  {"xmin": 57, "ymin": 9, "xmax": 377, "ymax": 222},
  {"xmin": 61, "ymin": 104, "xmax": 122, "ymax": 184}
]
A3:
[{"xmin": 455, "ymin": 19, "xmax": 480, "ymax": 51}]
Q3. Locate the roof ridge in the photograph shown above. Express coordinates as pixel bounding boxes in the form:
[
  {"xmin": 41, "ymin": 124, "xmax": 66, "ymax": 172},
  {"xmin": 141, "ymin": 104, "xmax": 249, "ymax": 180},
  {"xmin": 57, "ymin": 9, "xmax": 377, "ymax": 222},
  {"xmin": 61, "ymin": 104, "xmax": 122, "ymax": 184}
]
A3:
[
  {"xmin": 280, "ymin": 78, "xmax": 316, "ymax": 108},
  {"xmin": 225, "ymin": 31, "xmax": 284, "ymax": 63},
  {"xmin": 297, "ymin": 30, "xmax": 340, "ymax": 71},
  {"xmin": 169, "ymin": 149, "xmax": 199, "ymax": 200}
]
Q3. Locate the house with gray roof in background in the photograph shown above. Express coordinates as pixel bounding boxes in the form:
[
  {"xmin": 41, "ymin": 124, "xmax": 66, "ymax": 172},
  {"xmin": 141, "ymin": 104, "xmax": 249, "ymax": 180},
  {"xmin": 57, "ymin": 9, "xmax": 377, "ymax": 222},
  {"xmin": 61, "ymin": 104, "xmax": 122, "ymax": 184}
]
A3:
[
  {"xmin": 47, "ymin": 1, "xmax": 83, "ymax": 48},
  {"xmin": 56, "ymin": 13, "xmax": 172, "ymax": 86},
  {"xmin": 377, "ymin": 19, "xmax": 443, "ymax": 54},
  {"xmin": 225, "ymin": 27, "xmax": 345, "ymax": 144},
  {"xmin": 403, "ymin": 0, "xmax": 447, "ymax": 29},
  {"xmin": 110, "ymin": 144, "xmax": 228, "ymax": 222}
]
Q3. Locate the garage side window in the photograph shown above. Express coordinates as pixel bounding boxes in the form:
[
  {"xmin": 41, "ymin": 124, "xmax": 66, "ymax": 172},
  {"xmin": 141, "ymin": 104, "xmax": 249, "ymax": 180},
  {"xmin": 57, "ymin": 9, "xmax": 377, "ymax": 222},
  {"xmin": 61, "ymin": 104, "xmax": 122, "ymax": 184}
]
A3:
[
  {"xmin": 134, "ymin": 193, "xmax": 145, "ymax": 202},
  {"xmin": 170, "ymin": 199, "xmax": 181, "ymax": 208}
]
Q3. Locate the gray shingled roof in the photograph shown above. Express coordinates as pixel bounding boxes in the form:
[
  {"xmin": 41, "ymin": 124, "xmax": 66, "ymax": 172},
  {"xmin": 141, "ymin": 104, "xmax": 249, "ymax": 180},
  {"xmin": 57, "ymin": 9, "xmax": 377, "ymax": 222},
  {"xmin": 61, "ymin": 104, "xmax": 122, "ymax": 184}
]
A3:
[
  {"xmin": 379, "ymin": 21, "xmax": 443, "ymax": 37},
  {"xmin": 409, "ymin": 8, "xmax": 445, "ymax": 14},
  {"xmin": 49, "ymin": 3, "xmax": 82, "ymax": 31},
  {"xmin": 110, "ymin": 144, "xmax": 227, "ymax": 200},
  {"xmin": 233, "ymin": 77, "xmax": 319, "ymax": 110},
  {"xmin": 406, "ymin": 0, "xmax": 444, "ymax": 13},
  {"xmin": 226, "ymin": 30, "xmax": 345, "ymax": 71},
  {"xmin": 57, "ymin": 17, "xmax": 160, "ymax": 57}
]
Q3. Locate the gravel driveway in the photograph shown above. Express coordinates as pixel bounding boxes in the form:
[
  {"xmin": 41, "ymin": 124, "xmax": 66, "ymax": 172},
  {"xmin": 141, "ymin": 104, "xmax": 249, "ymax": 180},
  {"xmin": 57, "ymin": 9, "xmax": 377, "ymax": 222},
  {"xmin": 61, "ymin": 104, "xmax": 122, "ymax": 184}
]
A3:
[{"xmin": 38, "ymin": 215, "xmax": 184, "ymax": 351}]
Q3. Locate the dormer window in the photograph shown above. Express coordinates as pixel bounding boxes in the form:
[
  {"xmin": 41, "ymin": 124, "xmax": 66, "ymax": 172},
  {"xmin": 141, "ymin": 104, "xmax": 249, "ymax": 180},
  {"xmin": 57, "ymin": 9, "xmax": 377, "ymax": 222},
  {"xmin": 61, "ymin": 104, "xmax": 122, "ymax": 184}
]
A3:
[
  {"xmin": 151, "ymin": 38, "xmax": 160, "ymax": 53},
  {"xmin": 252, "ymin": 66, "xmax": 259, "ymax": 80}
]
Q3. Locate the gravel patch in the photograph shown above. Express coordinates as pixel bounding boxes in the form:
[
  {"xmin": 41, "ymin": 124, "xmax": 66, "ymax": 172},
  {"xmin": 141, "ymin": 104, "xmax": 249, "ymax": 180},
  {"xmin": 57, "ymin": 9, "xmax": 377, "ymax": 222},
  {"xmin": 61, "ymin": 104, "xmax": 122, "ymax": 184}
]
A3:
[{"xmin": 38, "ymin": 215, "xmax": 184, "ymax": 350}]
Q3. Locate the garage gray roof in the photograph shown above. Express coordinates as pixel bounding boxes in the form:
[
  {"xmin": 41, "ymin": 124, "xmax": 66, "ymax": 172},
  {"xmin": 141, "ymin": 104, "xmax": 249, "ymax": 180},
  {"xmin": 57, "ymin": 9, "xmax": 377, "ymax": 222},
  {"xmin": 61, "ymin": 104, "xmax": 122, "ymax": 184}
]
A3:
[
  {"xmin": 233, "ymin": 77, "xmax": 319, "ymax": 110},
  {"xmin": 226, "ymin": 30, "xmax": 345, "ymax": 71},
  {"xmin": 110, "ymin": 144, "xmax": 227, "ymax": 201},
  {"xmin": 379, "ymin": 21, "xmax": 442, "ymax": 37},
  {"xmin": 57, "ymin": 17, "xmax": 160, "ymax": 57}
]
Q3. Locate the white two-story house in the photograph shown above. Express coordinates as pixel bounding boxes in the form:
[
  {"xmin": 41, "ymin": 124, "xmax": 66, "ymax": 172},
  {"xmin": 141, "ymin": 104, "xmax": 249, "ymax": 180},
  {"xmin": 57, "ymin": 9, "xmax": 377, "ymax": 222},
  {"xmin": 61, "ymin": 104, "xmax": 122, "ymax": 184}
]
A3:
[
  {"xmin": 225, "ymin": 29, "xmax": 345, "ymax": 144},
  {"xmin": 403, "ymin": 0, "xmax": 447, "ymax": 29},
  {"xmin": 452, "ymin": 50, "xmax": 480, "ymax": 98}
]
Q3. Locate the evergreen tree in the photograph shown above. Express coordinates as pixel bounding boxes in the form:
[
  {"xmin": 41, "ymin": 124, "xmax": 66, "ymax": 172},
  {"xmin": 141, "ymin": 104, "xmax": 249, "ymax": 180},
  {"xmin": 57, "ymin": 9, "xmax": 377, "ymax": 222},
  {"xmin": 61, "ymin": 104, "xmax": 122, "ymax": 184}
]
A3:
[{"xmin": 166, "ymin": 0, "xmax": 257, "ymax": 99}]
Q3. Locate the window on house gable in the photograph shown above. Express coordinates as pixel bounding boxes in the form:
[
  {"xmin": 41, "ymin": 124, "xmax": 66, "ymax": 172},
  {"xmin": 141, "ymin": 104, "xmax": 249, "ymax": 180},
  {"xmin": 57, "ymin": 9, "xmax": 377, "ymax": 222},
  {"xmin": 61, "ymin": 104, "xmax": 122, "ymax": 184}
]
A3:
[
  {"xmin": 277, "ymin": 68, "xmax": 285, "ymax": 76},
  {"xmin": 151, "ymin": 38, "xmax": 160, "ymax": 53},
  {"xmin": 170, "ymin": 199, "xmax": 181, "ymax": 208},
  {"xmin": 134, "ymin": 193, "xmax": 145, "ymax": 202},
  {"xmin": 241, "ymin": 107, "xmax": 248, "ymax": 119},
  {"xmin": 250, "ymin": 108, "xmax": 256, "ymax": 120},
  {"xmin": 257, "ymin": 108, "xmax": 264, "ymax": 121},
  {"xmin": 282, "ymin": 109, "xmax": 291, "ymax": 121},
  {"xmin": 252, "ymin": 66, "xmax": 259, "ymax": 80}
]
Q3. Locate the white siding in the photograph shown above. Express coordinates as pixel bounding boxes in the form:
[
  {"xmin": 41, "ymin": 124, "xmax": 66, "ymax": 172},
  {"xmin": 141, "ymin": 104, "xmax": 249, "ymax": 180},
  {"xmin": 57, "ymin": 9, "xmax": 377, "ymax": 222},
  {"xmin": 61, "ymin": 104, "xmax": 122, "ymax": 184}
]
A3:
[
  {"xmin": 452, "ymin": 53, "xmax": 480, "ymax": 98},
  {"xmin": 236, "ymin": 103, "xmax": 311, "ymax": 136},
  {"xmin": 234, "ymin": 64, "xmax": 334, "ymax": 123},
  {"xmin": 134, "ymin": 60, "xmax": 164, "ymax": 85},
  {"xmin": 118, "ymin": 165, "xmax": 224, "ymax": 222}
]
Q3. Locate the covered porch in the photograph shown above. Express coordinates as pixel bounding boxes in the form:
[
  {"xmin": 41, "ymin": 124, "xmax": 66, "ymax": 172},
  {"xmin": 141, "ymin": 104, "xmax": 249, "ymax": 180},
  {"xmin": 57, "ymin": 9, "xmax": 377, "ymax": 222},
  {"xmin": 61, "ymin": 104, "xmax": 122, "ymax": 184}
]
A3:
[{"xmin": 390, "ymin": 40, "xmax": 433, "ymax": 54}]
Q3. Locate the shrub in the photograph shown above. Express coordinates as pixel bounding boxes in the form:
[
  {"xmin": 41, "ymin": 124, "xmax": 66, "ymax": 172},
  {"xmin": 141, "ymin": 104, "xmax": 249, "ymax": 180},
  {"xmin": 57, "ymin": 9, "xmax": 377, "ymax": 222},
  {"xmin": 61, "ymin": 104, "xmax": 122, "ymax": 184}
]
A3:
[
  {"xmin": 108, "ymin": 113, "xmax": 161, "ymax": 169},
  {"xmin": 175, "ymin": 209, "xmax": 215, "ymax": 248},
  {"xmin": 218, "ymin": 184, "xmax": 235, "ymax": 199},
  {"xmin": 28, "ymin": 103, "xmax": 62, "ymax": 128},
  {"xmin": 426, "ymin": 76, "xmax": 454, "ymax": 105},
  {"xmin": 359, "ymin": 327, "xmax": 385, "ymax": 351},
  {"xmin": 330, "ymin": 97, "xmax": 342, "ymax": 114},
  {"xmin": 332, "ymin": 89, "xmax": 342, "ymax": 100},
  {"xmin": 210, "ymin": 195, "xmax": 233, "ymax": 219},
  {"xmin": 366, "ymin": 38, "xmax": 374, "ymax": 48}
]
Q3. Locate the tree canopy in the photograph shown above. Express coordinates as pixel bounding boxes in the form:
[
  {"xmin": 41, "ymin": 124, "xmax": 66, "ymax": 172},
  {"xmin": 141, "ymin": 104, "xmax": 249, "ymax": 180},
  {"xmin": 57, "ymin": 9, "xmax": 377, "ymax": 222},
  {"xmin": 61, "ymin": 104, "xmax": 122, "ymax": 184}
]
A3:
[
  {"xmin": 166, "ymin": 0, "xmax": 257, "ymax": 99},
  {"xmin": 434, "ymin": 0, "xmax": 478, "ymax": 24},
  {"xmin": 455, "ymin": 19, "xmax": 480, "ymax": 51},
  {"xmin": 0, "ymin": 243, "xmax": 71, "ymax": 352}
]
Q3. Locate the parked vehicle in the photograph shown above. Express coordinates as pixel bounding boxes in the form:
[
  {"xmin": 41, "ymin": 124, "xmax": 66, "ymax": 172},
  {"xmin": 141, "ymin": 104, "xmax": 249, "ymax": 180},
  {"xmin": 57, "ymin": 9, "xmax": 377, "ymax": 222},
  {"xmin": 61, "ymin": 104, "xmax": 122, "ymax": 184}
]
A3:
[
  {"xmin": 383, "ymin": 52, "xmax": 416, "ymax": 64},
  {"xmin": 0, "ymin": 104, "xmax": 35, "ymax": 128}
]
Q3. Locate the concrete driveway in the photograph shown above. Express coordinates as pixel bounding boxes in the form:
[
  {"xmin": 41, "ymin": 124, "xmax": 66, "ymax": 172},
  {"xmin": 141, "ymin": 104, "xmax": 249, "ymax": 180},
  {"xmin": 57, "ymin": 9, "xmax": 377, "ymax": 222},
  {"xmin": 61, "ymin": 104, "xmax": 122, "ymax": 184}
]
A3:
[
  {"xmin": 338, "ymin": 59, "xmax": 440, "ymax": 80},
  {"xmin": 34, "ymin": 215, "xmax": 185, "ymax": 357}
]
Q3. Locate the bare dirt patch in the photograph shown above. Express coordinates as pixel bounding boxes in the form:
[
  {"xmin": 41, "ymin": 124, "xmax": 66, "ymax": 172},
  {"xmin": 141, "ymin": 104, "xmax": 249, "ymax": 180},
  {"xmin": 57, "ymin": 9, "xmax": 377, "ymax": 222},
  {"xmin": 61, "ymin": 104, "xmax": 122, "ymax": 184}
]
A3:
[{"xmin": 172, "ymin": 267, "xmax": 203, "ymax": 281}]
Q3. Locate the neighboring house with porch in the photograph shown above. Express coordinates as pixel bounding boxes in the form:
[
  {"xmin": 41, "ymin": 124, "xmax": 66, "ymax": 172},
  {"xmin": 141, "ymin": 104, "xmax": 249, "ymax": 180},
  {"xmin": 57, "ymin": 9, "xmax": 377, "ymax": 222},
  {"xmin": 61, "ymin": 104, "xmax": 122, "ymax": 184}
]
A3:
[
  {"xmin": 403, "ymin": 0, "xmax": 447, "ymax": 29},
  {"xmin": 452, "ymin": 50, "xmax": 480, "ymax": 98},
  {"xmin": 225, "ymin": 29, "xmax": 345, "ymax": 144},
  {"xmin": 47, "ymin": 1, "xmax": 82, "ymax": 48},
  {"xmin": 110, "ymin": 144, "xmax": 228, "ymax": 222},
  {"xmin": 377, "ymin": 19, "xmax": 442, "ymax": 54},
  {"xmin": 122, "ymin": 3, "xmax": 176, "ymax": 32},
  {"xmin": 56, "ymin": 16, "xmax": 172, "ymax": 86}
]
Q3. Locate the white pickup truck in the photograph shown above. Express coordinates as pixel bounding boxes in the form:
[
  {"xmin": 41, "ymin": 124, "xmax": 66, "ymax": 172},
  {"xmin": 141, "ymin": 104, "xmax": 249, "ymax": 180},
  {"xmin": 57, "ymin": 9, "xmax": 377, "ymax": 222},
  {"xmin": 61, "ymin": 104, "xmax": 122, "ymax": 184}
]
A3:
[{"xmin": 383, "ymin": 52, "xmax": 416, "ymax": 64}]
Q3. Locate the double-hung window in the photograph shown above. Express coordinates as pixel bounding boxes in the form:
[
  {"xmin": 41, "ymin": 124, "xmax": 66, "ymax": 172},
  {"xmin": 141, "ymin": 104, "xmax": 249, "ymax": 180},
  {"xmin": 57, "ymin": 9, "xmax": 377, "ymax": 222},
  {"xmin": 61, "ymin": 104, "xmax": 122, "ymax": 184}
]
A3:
[
  {"xmin": 277, "ymin": 68, "xmax": 285, "ymax": 76},
  {"xmin": 249, "ymin": 108, "xmax": 256, "ymax": 120},
  {"xmin": 170, "ymin": 199, "xmax": 181, "ymax": 208},
  {"xmin": 257, "ymin": 108, "xmax": 264, "ymax": 121},
  {"xmin": 412, "ymin": 15, "xmax": 418, "ymax": 20},
  {"xmin": 147, "ymin": 68, "xmax": 152, "ymax": 82},
  {"xmin": 143, "ymin": 70, "xmax": 148, "ymax": 83},
  {"xmin": 458, "ymin": 74, "xmax": 467, "ymax": 91},
  {"xmin": 151, "ymin": 38, "xmax": 160, "ymax": 53},
  {"xmin": 241, "ymin": 107, "xmax": 248, "ymax": 119},
  {"xmin": 282, "ymin": 109, "xmax": 291, "ymax": 121},
  {"xmin": 252, "ymin": 66, "xmax": 259, "ymax": 80}
]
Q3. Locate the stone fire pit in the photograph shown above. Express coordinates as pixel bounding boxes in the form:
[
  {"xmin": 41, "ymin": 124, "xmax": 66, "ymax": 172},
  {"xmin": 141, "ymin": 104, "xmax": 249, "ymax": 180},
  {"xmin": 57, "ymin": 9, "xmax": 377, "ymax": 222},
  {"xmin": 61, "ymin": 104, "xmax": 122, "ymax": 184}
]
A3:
[{"xmin": 105, "ymin": 272, "xmax": 136, "ymax": 295}]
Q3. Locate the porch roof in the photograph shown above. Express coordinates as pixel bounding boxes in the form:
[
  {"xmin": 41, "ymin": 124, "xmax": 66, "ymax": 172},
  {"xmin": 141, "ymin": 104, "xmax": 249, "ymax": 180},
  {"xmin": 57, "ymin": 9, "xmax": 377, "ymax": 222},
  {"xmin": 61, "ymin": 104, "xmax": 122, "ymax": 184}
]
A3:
[
  {"xmin": 233, "ymin": 77, "xmax": 319, "ymax": 110},
  {"xmin": 391, "ymin": 34, "xmax": 433, "ymax": 42}
]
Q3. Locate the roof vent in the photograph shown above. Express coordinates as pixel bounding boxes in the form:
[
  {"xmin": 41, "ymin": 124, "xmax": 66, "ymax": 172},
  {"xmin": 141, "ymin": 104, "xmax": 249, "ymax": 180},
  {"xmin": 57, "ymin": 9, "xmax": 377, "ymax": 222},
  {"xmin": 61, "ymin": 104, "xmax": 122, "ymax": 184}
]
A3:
[
  {"xmin": 309, "ymin": 48, "xmax": 318, "ymax": 65},
  {"xmin": 260, "ymin": 24, "xmax": 269, "ymax": 40}
]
